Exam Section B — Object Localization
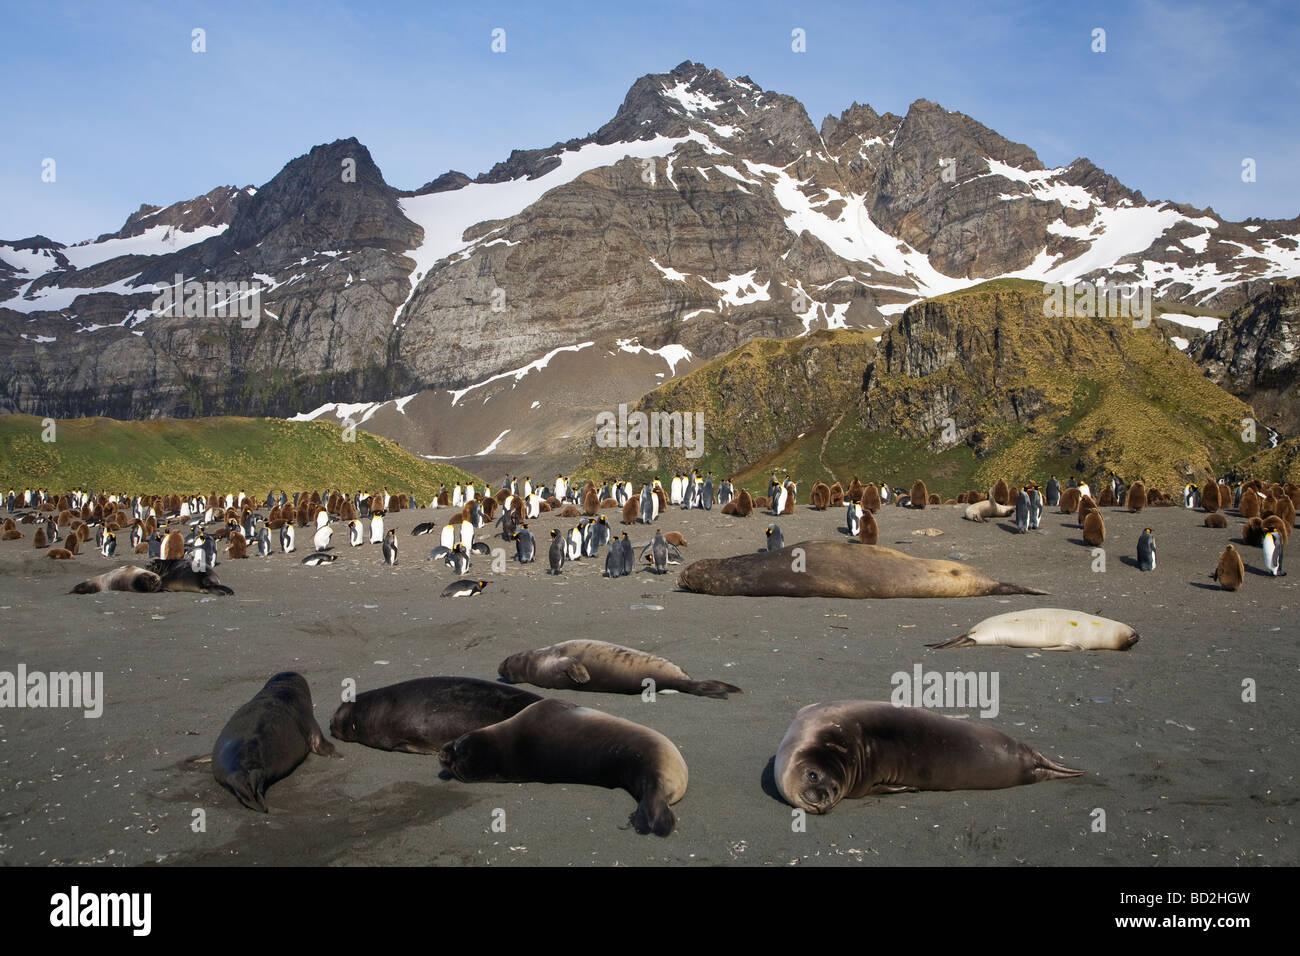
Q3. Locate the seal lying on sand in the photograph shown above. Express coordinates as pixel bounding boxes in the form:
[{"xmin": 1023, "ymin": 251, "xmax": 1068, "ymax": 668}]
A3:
[
  {"xmin": 440, "ymin": 698, "xmax": 688, "ymax": 836},
  {"xmin": 776, "ymin": 701, "xmax": 1082, "ymax": 813},
  {"xmin": 148, "ymin": 558, "xmax": 233, "ymax": 595},
  {"xmin": 70, "ymin": 565, "xmax": 162, "ymax": 594},
  {"xmin": 330, "ymin": 677, "xmax": 541, "ymax": 754},
  {"xmin": 676, "ymin": 541, "xmax": 1046, "ymax": 599},
  {"xmin": 498, "ymin": 640, "xmax": 741, "ymax": 698},
  {"xmin": 212, "ymin": 671, "xmax": 339, "ymax": 812},
  {"xmin": 928, "ymin": 608, "xmax": 1139, "ymax": 651}
]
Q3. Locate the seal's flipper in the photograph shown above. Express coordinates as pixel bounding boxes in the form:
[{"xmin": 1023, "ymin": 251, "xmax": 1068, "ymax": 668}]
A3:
[
  {"xmin": 927, "ymin": 634, "xmax": 975, "ymax": 649},
  {"xmin": 629, "ymin": 790, "xmax": 676, "ymax": 836},
  {"xmin": 1030, "ymin": 752, "xmax": 1084, "ymax": 780},
  {"xmin": 992, "ymin": 582, "xmax": 1048, "ymax": 595},
  {"xmin": 1043, "ymin": 644, "xmax": 1082, "ymax": 652},
  {"xmin": 563, "ymin": 659, "xmax": 591, "ymax": 685},
  {"xmin": 677, "ymin": 679, "xmax": 742, "ymax": 699},
  {"xmin": 310, "ymin": 729, "xmax": 340, "ymax": 758},
  {"xmin": 227, "ymin": 769, "xmax": 270, "ymax": 813}
]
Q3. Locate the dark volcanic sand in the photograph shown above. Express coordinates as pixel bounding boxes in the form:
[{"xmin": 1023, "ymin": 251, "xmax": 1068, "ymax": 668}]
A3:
[{"xmin": 0, "ymin": 499, "xmax": 1294, "ymax": 866}]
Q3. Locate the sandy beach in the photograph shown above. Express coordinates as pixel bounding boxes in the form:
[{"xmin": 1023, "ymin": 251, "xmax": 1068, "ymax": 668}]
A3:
[{"xmin": 0, "ymin": 496, "xmax": 1294, "ymax": 867}]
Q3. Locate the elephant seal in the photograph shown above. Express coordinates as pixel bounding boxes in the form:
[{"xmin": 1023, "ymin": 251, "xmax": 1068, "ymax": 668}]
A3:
[
  {"xmin": 440, "ymin": 697, "xmax": 688, "ymax": 836},
  {"xmin": 212, "ymin": 671, "xmax": 339, "ymax": 812},
  {"xmin": 69, "ymin": 565, "xmax": 162, "ymax": 594},
  {"xmin": 928, "ymin": 608, "xmax": 1139, "ymax": 651},
  {"xmin": 147, "ymin": 558, "xmax": 234, "ymax": 595},
  {"xmin": 498, "ymin": 640, "xmax": 742, "ymax": 699},
  {"xmin": 775, "ymin": 701, "xmax": 1082, "ymax": 813},
  {"xmin": 964, "ymin": 500, "xmax": 1014, "ymax": 523},
  {"xmin": 330, "ymin": 677, "xmax": 541, "ymax": 754},
  {"xmin": 676, "ymin": 540, "xmax": 1046, "ymax": 599}
]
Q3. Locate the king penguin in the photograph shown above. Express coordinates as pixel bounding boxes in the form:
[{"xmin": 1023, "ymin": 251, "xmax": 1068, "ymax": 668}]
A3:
[
  {"xmin": 382, "ymin": 529, "xmax": 398, "ymax": 566},
  {"xmin": 1262, "ymin": 530, "xmax": 1285, "ymax": 577},
  {"xmin": 280, "ymin": 522, "xmax": 295, "ymax": 554},
  {"xmin": 547, "ymin": 529, "xmax": 566, "ymax": 575},
  {"xmin": 1137, "ymin": 528, "xmax": 1157, "ymax": 571}
]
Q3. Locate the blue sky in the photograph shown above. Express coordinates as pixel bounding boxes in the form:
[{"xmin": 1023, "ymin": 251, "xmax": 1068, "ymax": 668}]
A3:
[{"xmin": 2, "ymin": 0, "xmax": 1296, "ymax": 242}]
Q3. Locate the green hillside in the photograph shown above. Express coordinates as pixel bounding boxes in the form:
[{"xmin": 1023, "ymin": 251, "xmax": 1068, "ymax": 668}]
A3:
[
  {"xmin": 579, "ymin": 279, "xmax": 1262, "ymax": 497},
  {"xmin": 0, "ymin": 415, "xmax": 484, "ymax": 496}
]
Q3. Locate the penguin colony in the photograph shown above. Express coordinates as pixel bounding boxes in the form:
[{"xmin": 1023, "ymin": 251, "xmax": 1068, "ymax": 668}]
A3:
[{"xmin": 4, "ymin": 468, "xmax": 1295, "ymax": 840}]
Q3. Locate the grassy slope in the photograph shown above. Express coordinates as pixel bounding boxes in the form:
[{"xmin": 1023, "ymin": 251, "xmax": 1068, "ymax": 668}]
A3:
[
  {"xmin": 0, "ymin": 415, "xmax": 483, "ymax": 496},
  {"xmin": 590, "ymin": 279, "xmax": 1265, "ymax": 498}
]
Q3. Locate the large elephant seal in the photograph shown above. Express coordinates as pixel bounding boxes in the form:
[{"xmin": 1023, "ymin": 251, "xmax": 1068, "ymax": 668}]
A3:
[
  {"xmin": 676, "ymin": 540, "xmax": 1046, "ymax": 599},
  {"xmin": 440, "ymin": 698, "xmax": 688, "ymax": 836},
  {"xmin": 69, "ymin": 565, "xmax": 162, "ymax": 594},
  {"xmin": 776, "ymin": 701, "xmax": 1082, "ymax": 813},
  {"xmin": 330, "ymin": 677, "xmax": 541, "ymax": 754},
  {"xmin": 148, "ymin": 558, "xmax": 233, "ymax": 595},
  {"xmin": 498, "ymin": 640, "xmax": 742, "ymax": 699},
  {"xmin": 212, "ymin": 671, "xmax": 339, "ymax": 812},
  {"xmin": 928, "ymin": 608, "xmax": 1139, "ymax": 651}
]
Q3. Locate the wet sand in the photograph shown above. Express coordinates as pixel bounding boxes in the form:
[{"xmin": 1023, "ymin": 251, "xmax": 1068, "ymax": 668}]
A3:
[{"xmin": 0, "ymin": 497, "xmax": 1295, "ymax": 866}]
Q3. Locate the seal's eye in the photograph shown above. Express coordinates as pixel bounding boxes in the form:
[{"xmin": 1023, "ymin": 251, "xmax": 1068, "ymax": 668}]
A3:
[{"xmin": 807, "ymin": 770, "xmax": 820, "ymax": 782}]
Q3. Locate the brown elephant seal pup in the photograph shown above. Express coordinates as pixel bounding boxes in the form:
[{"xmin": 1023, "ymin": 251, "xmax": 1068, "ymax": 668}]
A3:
[
  {"xmin": 498, "ymin": 640, "xmax": 742, "ymax": 699},
  {"xmin": 928, "ymin": 608, "xmax": 1138, "ymax": 651},
  {"xmin": 776, "ymin": 701, "xmax": 1082, "ymax": 813},
  {"xmin": 70, "ymin": 565, "xmax": 162, "ymax": 594},
  {"xmin": 330, "ymin": 677, "xmax": 541, "ymax": 754},
  {"xmin": 677, "ymin": 540, "xmax": 1046, "ymax": 599},
  {"xmin": 212, "ymin": 671, "xmax": 339, "ymax": 812},
  {"xmin": 440, "ymin": 698, "xmax": 688, "ymax": 836}
]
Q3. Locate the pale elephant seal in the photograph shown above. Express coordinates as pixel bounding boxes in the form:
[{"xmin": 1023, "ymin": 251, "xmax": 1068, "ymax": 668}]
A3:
[
  {"xmin": 498, "ymin": 640, "xmax": 742, "ymax": 699},
  {"xmin": 330, "ymin": 677, "xmax": 541, "ymax": 754},
  {"xmin": 212, "ymin": 671, "xmax": 339, "ymax": 812},
  {"xmin": 69, "ymin": 565, "xmax": 162, "ymax": 594},
  {"xmin": 964, "ymin": 500, "xmax": 1015, "ymax": 523},
  {"xmin": 928, "ymin": 608, "xmax": 1139, "ymax": 651},
  {"xmin": 776, "ymin": 701, "xmax": 1082, "ymax": 813},
  {"xmin": 440, "ymin": 697, "xmax": 688, "ymax": 836},
  {"xmin": 676, "ymin": 540, "xmax": 1046, "ymax": 599}
]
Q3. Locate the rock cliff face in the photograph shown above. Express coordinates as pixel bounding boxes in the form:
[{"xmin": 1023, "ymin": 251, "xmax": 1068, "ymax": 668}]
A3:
[
  {"xmin": 1188, "ymin": 279, "xmax": 1299, "ymax": 437},
  {"xmin": 3, "ymin": 61, "xmax": 1297, "ymax": 460}
]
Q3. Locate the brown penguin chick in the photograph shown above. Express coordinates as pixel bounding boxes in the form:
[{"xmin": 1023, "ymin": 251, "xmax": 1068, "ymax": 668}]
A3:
[
  {"xmin": 227, "ymin": 531, "xmax": 248, "ymax": 559},
  {"xmin": 858, "ymin": 509, "xmax": 879, "ymax": 545},
  {"xmin": 65, "ymin": 533, "xmax": 81, "ymax": 555},
  {"xmin": 621, "ymin": 497, "xmax": 638, "ymax": 524},
  {"xmin": 910, "ymin": 479, "xmax": 928, "ymax": 509},
  {"xmin": 1200, "ymin": 480, "xmax": 1220, "ymax": 512},
  {"xmin": 809, "ymin": 482, "xmax": 830, "ymax": 510},
  {"xmin": 1082, "ymin": 510, "xmax": 1106, "ymax": 546},
  {"xmin": 1212, "ymin": 545, "xmax": 1244, "ymax": 591},
  {"xmin": 47, "ymin": 547, "xmax": 75, "ymax": 560},
  {"xmin": 1242, "ymin": 517, "xmax": 1266, "ymax": 547},
  {"xmin": 1126, "ymin": 481, "xmax": 1147, "ymax": 512},
  {"xmin": 663, "ymin": 531, "xmax": 688, "ymax": 548},
  {"xmin": 33, "ymin": 526, "xmax": 48, "ymax": 548},
  {"xmin": 860, "ymin": 483, "xmax": 881, "ymax": 513},
  {"xmin": 583, "ymin": 490, "xmax": 600, "ymax": 515},
  {"xmin": 1203, "ymin": 513, "xmax": 1227, "ymax": 528},
  {"xmin": 992, "ymin": 478, "xmax": 1010, "ymax": 506},
  {"xmin": 732, "ymin": 489, "xmax": 754, "ymax": 517},
  {"xmin": 1058, "ymin": 487, "xmax": 1081, "ymax": 513},
  {"xmin": 828, "ymin": 482, "xmax": 844, "ymax": 507}
]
